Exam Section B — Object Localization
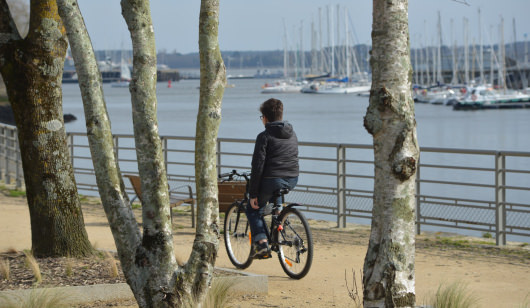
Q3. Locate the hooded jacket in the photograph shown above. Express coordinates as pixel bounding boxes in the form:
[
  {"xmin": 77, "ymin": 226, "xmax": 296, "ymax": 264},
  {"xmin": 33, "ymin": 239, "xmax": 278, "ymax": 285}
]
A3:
[{"xmin": 249, "ymin": 121, "xmax": 299, "ymax": 198}]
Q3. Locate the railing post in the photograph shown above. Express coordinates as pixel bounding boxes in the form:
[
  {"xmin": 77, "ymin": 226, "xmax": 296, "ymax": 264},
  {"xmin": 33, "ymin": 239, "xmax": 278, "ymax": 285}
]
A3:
[
  {"xmin": 416, "ymin": 155, "xmax": 421, "ymax": 235},
  {"xmin": 15, "ymin": 132, "xmax": 21, "ymax": 189},
  {"xmin": 162, "ymin": 137, "xmax": 168, "ymax": 175},
  {"xmin": 216, "ymin": 139, "xmax": 222, "ymax": 176},
  {"xmin": 495, "ymin": 152, "xmax": 507, "ymax": 246},
  {"xmin": 68, "ymin": 133, "xmax": 74, "ymax": 166},
  {"xmin": 5, "ymin": 128, "xmax": 12, "ymax": 185},
  {"xmin": 113, "ymin": 135, "xmax": 119, "ymax": 169},
  {"xmin": 337, "ymin": 145, "xmax": 346, "ymax": 228},
  {"xmin": 0, "ymin": 126, "xmax": 5, "ymax": 182}
]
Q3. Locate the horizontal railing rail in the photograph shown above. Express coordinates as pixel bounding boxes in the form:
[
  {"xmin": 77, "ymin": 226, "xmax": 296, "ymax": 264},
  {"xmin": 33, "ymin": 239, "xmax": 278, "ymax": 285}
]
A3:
[{"xmin": 1, "ymin": 123, "xmax": 529, "ymax": 245}]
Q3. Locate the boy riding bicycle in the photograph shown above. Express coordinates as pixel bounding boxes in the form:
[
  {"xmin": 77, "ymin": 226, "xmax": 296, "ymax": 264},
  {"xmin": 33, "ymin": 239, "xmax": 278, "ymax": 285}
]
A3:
[{"xmin": 247, "ymin": 98, "xmax": 299, "ymax": 258}]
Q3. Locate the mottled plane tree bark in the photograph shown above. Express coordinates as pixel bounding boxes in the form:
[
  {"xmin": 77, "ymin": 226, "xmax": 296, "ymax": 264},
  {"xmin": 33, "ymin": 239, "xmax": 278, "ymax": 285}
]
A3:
[
  {"xmin": 363, "ymin": 0, "xmax": 419, "ymax": 307},
  {"xmin": 58, "ymin": 0, "xmax": 225, "ymax": 306},
  {"xmin": 0, "ymin": 0, "xmax": 93, "ymax": 257}
]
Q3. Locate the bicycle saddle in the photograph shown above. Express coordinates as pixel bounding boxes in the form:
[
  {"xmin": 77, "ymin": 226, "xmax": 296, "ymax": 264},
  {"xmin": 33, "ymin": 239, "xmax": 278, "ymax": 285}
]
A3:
[{"xmin": 274, "ymin": 188, "xmax": 290, "ymax": 197}]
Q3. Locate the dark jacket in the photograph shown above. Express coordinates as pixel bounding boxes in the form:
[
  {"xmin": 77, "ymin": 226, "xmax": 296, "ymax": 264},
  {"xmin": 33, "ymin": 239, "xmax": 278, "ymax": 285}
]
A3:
[{"xmin": 249, "ymin": 121, "xmax": 299, "ymax": 198}]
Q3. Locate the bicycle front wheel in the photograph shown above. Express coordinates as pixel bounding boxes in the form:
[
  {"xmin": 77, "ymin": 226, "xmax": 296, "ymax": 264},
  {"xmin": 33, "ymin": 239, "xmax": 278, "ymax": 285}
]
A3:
[
  {"xmin": 224, "ymin": 202, "xmax": 253, "ymax": 269},
  {"xmin": 277, "ymin": 207, "xmax": 313, "ymax": 279}
]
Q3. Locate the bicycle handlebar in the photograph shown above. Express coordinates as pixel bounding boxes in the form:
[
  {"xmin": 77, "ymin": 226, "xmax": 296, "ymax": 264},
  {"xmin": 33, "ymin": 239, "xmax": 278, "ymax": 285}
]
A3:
[{"xmin": 218, "ymin": 169, "xmax": 250, "ymax": 181}]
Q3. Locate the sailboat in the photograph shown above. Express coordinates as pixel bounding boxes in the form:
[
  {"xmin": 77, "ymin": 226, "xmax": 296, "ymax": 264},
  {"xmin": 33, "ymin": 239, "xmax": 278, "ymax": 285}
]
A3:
[
  {"xmin": 111, "ymin": 58, "xmax": 131, "ymax": 88},
  {"xmin": 301, "ymin": 7, "xmax": 371, "ymax": 95}
]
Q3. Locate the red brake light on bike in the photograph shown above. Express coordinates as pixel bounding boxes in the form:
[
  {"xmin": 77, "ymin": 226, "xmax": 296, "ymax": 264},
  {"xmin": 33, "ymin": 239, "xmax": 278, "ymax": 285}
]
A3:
[{"xmin": 277, "ymin": 224, "xmax": 283, "ymax": 231}]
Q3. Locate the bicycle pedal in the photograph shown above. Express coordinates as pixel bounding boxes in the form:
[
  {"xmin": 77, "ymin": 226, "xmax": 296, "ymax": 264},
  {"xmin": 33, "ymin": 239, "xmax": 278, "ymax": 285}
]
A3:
[{"xmin": 254, "ymin": 251, "xmax": 272, "ymax": 260}]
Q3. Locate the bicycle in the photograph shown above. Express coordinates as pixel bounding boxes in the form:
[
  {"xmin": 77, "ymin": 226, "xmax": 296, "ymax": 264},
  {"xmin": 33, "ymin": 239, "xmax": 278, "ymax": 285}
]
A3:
[{"xmin": 219, "ymin": 169, "xmax": 313, "ymax": 279}]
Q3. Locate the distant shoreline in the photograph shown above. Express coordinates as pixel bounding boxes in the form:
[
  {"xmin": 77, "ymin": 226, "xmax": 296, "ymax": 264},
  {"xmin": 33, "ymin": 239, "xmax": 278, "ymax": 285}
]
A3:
[{"xmin": 0, "ymin": 103, "xmax": 77, "ymax": 126}]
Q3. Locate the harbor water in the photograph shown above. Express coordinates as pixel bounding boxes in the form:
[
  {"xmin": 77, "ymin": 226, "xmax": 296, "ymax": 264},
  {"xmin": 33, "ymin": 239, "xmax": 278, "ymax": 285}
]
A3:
[
  {"xmin": 61, "ymin": 78, "xmax": 530, "ymax": 242},
  {"xmin": 62, "ymin": 78, "xmax": 530, "ymax": 151}
]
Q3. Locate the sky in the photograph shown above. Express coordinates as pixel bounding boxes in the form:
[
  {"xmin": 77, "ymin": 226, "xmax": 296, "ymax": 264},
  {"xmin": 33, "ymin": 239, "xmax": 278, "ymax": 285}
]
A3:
[{"xmin": 40, "ymin": 0, "xmax": 530, "ymax": 53}]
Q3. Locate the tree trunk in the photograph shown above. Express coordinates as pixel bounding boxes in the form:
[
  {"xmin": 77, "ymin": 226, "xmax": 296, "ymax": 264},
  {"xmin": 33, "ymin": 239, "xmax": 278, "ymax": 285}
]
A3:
[
  {"xmin": 56, "ymin": 0, "xmax": 142, "ymax": 295},
  {"xmin": 59, "ymin": 0, "xmax": 224, "ymax": 305},
  {"xmin": 0, "ymin": 0, "xmax": 92, "ymax": 257},
  {"xmin": 363, "ymin": 0, "xmax": 419, "ymax": 307},
  {"xmin": 184, "ymin": 0, "xmax": 226, "ymax": 303}
]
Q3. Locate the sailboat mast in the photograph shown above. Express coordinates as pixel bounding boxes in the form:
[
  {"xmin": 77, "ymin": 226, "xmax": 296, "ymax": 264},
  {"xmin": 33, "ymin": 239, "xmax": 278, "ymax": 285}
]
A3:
[
  {"xmin": 414, "ymin": 36, "xmax": 419, "ymax": 84},
  {"xmin": 283, "ymin": 19, "xmax": 288, "ymax": 79},
  {"xmin": 319, "ymin": 7, "xmax": 324, "ymax": 73},
  {"xmin": 419, "ymin": 37, "xmax": 425, "ymax": 85},
  {"xmin": 329, "ymin": 6, "xmax": 335, "ymax": 77},
  {"xmin": 499, "ymin": 16, "xmax": 507, "ymax": 92},
  {"xmin": 490, "ymin": 25, "xmax": 495, "ymax": 86},
  {"xmin": 451, "ymin": 19, "xmax": 458, "ymax": 85},
  {"xmin": 327, "ymin": 6, "xmax": 332, "ymax": 75},
  {"xmin": 424, "ymin": 20, "xmax": 431, "ymax": 85},
  {"xmin": 345, "ymin": 8, "xmax": 350, "ymax": 83},
  {"xmin": 436, "ymin": 11, "xmax": 443, "ymax": 84},
  {"xmin": 523, "ymin": 33, "xmax": 528, "ymax": 90},
  {"xmin": 472, "ymin": 39, "xmax": 477, "ymax": 84},
  {"xmin": 311, "ymin": 18, "xmax": 317, "ymax": 74},
  {"xmin": 464, "ymin": 17, "xmax": 469, "ymax": 84},
  {"xmin": 300, "ymin": 20, "xmax": 305, "ymax": 79},
  {"xmin": 478, "ymin": 8, "xmax": 485, "ymax": 84}
]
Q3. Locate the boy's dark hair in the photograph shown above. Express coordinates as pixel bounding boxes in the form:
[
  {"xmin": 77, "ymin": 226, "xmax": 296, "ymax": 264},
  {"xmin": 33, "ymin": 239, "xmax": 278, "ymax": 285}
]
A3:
[{"xmin": 260, "ymin": 98, "xmax": 283, "ymax": 122}]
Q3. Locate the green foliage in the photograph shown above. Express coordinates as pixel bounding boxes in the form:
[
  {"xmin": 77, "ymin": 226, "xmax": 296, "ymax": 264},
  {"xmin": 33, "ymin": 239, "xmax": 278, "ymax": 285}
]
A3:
[
  {"xmin": 435, "ymin": 237, "xmax": 492, "ymax": 248},
  {"xmin": 8, "ymin": 190, "xmax": 26, "ymax": 198},
  {"xmin": 482, "ymin": 232, "xmax": 493, "ymax": 239},
  {"xmin": 0, "ymin": 288, "xmax": 72, "ymax": 308},
  {"xmin": 426, "ymin": 281, "xmax": 479, "ymax": 308},
  {"xmin": 131, "ymin": 203, "xmax": 142, "ymax": 210}
]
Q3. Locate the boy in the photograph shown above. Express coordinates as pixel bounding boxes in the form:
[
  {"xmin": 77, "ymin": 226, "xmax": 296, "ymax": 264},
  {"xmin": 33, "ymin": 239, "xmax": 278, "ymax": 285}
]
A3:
[{"xmin": 247, "ymin": 98, "xmax": 299, "ymax": 258}]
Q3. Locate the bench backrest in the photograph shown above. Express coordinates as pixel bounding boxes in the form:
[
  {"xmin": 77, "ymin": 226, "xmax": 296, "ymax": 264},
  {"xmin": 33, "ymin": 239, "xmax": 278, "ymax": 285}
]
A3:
[{"xmin": 218, "ymin": 181, "xmax": 246, "ymax": 212}]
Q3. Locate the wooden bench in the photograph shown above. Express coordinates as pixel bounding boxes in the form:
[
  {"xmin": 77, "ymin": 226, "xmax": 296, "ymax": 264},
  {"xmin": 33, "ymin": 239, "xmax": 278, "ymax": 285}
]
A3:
[
  {"xmin": 218, "ymin": 181, "xmax": 247, "ymax": 213},
  {"xmin": 124, "ymin": 174, "xmax": 195, "ymax": 228}
]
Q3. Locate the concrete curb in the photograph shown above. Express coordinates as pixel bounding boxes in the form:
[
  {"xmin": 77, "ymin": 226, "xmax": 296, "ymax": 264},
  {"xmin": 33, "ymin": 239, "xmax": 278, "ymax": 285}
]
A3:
[{"xmin": 0, "ymin": 267, "xmax": 267, "ymax": 305}]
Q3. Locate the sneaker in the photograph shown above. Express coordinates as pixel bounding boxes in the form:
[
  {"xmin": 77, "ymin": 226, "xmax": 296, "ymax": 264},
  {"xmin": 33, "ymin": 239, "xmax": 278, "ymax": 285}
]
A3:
[{"xmin": 253, "ymin": 241, "xmax": 270, "ymax": 259}]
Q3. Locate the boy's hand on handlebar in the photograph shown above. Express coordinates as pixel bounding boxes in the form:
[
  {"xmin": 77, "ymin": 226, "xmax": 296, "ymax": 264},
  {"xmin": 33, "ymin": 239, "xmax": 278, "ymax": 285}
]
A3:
[{"xmin": 250, "ymin": 198, "xmax": 259, "ymax": 210}]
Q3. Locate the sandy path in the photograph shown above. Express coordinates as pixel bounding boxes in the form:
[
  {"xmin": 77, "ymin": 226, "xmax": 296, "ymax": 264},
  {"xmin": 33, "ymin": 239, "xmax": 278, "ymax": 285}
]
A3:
[{"xmin": 1, "ymin": 194, "xmax": 528, "ymax": 307}]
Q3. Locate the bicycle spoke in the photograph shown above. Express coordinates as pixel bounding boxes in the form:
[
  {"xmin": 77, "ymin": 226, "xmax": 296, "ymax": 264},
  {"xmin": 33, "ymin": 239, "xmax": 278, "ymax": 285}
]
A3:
[
  {"xmin": 224, "ymin": 204, "xmax": 253, "ymax": 269},
  {"xmin": 277, "ymin": 208, "xmax": 313, "ymax": 279}
]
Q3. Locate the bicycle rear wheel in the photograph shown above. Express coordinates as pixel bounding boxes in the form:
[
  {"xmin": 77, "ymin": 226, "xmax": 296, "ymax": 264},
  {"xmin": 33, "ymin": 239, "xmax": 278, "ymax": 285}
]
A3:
[
  {"xmin": 276, "ymin": 207, "xmax": 313, "ymax": 279},
  {"xmin": 224, "ymin": 202, "xmax": 253, "ymax": 269}
]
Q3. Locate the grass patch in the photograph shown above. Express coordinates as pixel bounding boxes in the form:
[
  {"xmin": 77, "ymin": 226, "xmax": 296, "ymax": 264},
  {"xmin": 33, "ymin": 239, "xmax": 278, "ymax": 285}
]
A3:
[
  {"xmin": 0, "ymin": 288, "xmax": 72, "ymax": 308},
  {"xmin": 482, "ymin": 232, "xmax": 493, "ymax": 239},
  {"xmin": 435, "ymin": 237, "xmax": 493, "ymax": 248},
  {"xmin": 0, "ymin": 258, "xmax": 10, "ymax": 280},
  {"xmin": 8, "ymin": 190, "xmax": 26, "ymax": 198},
  {"xmin": 104, "ymin": 252, "xmax": 119, "ymax": 278},
  {"xmin": 519, "ymin": 294, "xmax": 529, "ymax": 308},
  {"xmin": 23, "ymin": 251, "xmax": 42, "ymax": 284},
  {"xmin": 183, "ymin": 278, "xmax": 236, "ymax": 308},
  {"xmin": 65, "ymin": 258, "xmax": 74, "ymax": 277},
  {"xmin": 425, "ymin": 281, "xmax": 479, "ymax": 308}
]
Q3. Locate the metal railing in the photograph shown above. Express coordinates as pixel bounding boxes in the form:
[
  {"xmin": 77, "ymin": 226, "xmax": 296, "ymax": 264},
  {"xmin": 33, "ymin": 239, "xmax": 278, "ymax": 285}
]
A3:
[{"xmin": 1, "ymin": 123, "xmax": 529, "ymax": 245}]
